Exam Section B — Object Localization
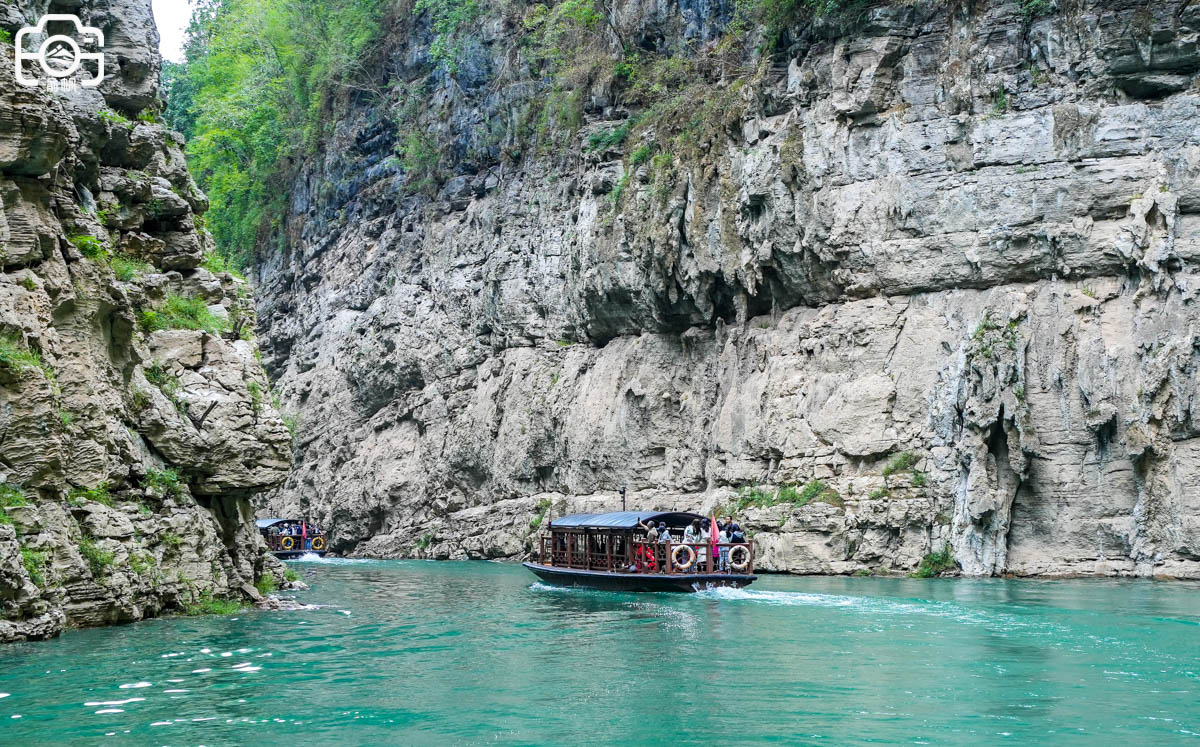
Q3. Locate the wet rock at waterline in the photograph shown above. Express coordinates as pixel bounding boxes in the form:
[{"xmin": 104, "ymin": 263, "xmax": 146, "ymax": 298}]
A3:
[{"xmin": 256, "ymin": 0, "xmax": 1200, "ymax": 578}]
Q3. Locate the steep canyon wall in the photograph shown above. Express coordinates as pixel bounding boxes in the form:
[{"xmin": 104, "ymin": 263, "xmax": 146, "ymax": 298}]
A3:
[
  {"xmin": 257, "ymin": 0, "xmax": 1200, "ymax": 578},
  {"xmin": 0, "ymin": 0, "xmax": 292, "ymax": 641}
]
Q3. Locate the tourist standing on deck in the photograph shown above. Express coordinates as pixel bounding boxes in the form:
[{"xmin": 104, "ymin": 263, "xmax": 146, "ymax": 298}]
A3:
[{"xmin": 718, "ymin": 522, "xmax": 731, "ymax": 571}]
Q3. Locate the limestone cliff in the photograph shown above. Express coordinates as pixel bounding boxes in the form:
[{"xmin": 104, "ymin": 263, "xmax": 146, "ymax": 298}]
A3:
[
  {"xmin": 0, "ymin": 0, "xmax": 292, "ymax": 642},
  {"xmin": 256, "ymin": 0, "xmax": 1200, "ymax": 578}
]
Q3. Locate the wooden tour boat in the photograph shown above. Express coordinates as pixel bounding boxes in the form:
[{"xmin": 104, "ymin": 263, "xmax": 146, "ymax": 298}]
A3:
[
  {"xmin": 523, "ymin": 511, "xmax": 756, "ymax": 592},
  {"xmin": 257, "ymin": 518, "xmax": 329, "ymax": 559}
]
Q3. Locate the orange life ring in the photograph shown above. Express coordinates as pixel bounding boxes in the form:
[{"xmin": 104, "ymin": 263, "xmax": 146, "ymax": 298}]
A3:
[
  {"xmin": 280, "ymin": 536, "xmax": 296, "ymax": 551},
  {"xmin": 310, "ymin": 536, "xmax": 326, "ymax": 552},
  {"xmin": 729, "ymin": 545, "xmax": 751, "ymax": 571},
  {"xmin": 672, "ymin": 544, "xmax": 696, "ymax": 570}
]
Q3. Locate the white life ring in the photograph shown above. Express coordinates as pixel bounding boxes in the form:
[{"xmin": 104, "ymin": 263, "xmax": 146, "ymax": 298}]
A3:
[
  {"xmin": 729, "ymin": 545, "xmax": 751, "ymax": 571},
  {"xmin": 672, "ymin": 544, "xmax": 696, "ymax": 571}
]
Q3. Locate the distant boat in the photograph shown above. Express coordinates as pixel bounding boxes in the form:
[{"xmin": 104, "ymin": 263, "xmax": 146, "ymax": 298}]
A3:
[
  {"xmin": 523, "ymin": 511, "xmax": 756, "ymax": 592},
  {"xmin": 256, "ymin": 518, "xmax": 328, "ymax": 559}
]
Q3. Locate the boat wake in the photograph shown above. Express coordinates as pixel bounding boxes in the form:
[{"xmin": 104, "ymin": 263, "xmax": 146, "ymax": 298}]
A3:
[
  {"xmin": 286, "ymin": 553, "xmax": 375, "ymax": 564},
  {"xmin": 693, "ymin": 586, "xmax": 1067, "ymax": 634}
]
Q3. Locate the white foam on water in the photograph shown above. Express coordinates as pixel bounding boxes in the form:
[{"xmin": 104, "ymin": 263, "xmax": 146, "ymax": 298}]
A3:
[
  {"xmin": 149, "ymin": 721, "xmax": 172, "ymax": 727},
  {"xmin": 191, "ymin": 668, "xmax": 211, "ymax": 674},
  {"xmin": 0, "ymin": 693, "xmax": 8, "ymax": 699},
  {"xmin": 94, "ymin": 708, "xmax": 124, "ymax": 715},
  {"xmin": 163, "ymin": 689, "xmax": 188, "ymax": 694},
  {"xmin": 118, "ymin": 682, "xmax": 152, "ymax": 689},
  {"xmin": 84, "ymin": 698, "xmax": 145, "ymax": 707},
  {"xmin": 287, "ymin": 553, "xmax": 374, "ymax": 565},
  {"xmin": 692, "ymin": 585, "xmax": 1069, "ymax": 635}
]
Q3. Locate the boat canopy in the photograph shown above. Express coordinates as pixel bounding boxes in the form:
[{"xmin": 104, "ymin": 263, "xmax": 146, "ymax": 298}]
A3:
[
  {"xmin": 256, "ymin": 518, "xmax": 294, "ymax": 528},
  {"xmin": 549, "ymin": 511, "xmax": 705, "ymax": 530}
]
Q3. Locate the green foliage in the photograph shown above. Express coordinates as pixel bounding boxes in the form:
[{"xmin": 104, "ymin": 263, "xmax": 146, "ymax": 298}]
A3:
[
  {"xmin": 1020, "ymin": 0, "xmax": 1051, "ymax": 19},
  {"xmin": 990, "ymin": 87, "xmax": 1008, "ymax": 115},
  {"xmin": 0, "ymin": 28, "xmax": 12, "ymax": 45},
  {"xmin": 868, "ymin": 487, "xmax": 890, "ymax": 500},
  {"xmin": 882, "ymin": 451, "xmax": 918, "ymax": 478},
  {"xmin": 0, "ymin": 484, "xmax": 28, "ymax": 509},
  {"xmin": 284, "ymin": 568, "xmax": 300, "ymax": 583},
  {"xmin": 200, "ymin": 251, "xmax": 246, "ymax": 280},
  {"xmin": 144, "ymin": 361, "xmax": 182, "ymax": 404},
  {"xmin": 183, "ymin": 591, "xmax": 243, "ymax": 616},
  {"xmin": 129, "ymin": 552, "xmax": 156, "ymax": 577},
  {"xmin": 911, "ymin": 545, "xmax": 956, "ymax": 578},
  {"xmin": 166, "ymin": 0, "xmax": 388, "ymax": 269},
  {"xmin": 136, "ymin": 108, "xmax": 161, "ymax": 124},
  {"xmin": 416, "ymin": 533, "xmax": 433, "ymax": 551},
  {"xmin": 139, "ymin": 294, "xmax": 230, "ymax": 334},
  {"xmin": 255, "ymin": 575, "xmax": 278, "ymax": 596},
  {"xmin": 160, "ymin": 530, "xmax": 184, "ymax": 550},
  {"xmin": 0, "ymin": 334, "xmax": 52, "ymax": 379},
  {"xmin": 796, "ymin": 480, "xmax": 843, "ymax": 507},
  {"xmin": 58, "ymin": 410, "xmax": 75, "ymax": 428},
  {"xmin": 248, "ymin": 380, "xmax": 264, "ymax": 412},
  {"xmin": 111, "ymin": 255, "xmax": 151, "ymax": 282},
  {"xmin": 730, "ymin": 0, "xmax": 871, "ymax": 52},
  {"xmin": 630, "ymin": 143, "xmax": 655, "ymax": 167},
  {"xmin": 98, "ymin": 108, "xmax": 132, "ymax": 126},
  {"xmin": 522, "ymin": 0, "xmax": 606, "ymax": 78},
  {"xmin": 394, "ymin": 131, "xmax": 441, "ymax": 195},
  {"xmin": 529, "ymin": 498, "xmax": 552, "ymax": 530},
  {"xmin": 145, "ymin": 468, "xmax": 183, "ymax": 499},
  {"xmin": 283, "ymin": 414, "xmax": 300, "ymax": 443},
  {"xmin": 22, "ymin": 547, "xmax": 48, "ymax": 586},
  {"xmin": 68, "ymin": 483, "xmax": 114, "ymax": 508},
  {"xmin": 69, "ymin": 234, "xmax": 108, "ymax": 260},
  {"xmin": 0, "ymin": 484, "xmax": 27, "ymax": 524},
  {"xmin": 415, "ymin": 0, "xmax": 482, "ymax": 72},
  {"xmin": 19, "ymin": 276, "xmax": 37, "ymax": 291},
  {"xmin": 586, "ymin": 123, "xmax": 631, "ymax": 152},
  {"xmin": 911, "ymin": 470, "xmax": 928, "ymax": 488},
  {"xmin": 79, "ymin": 534, "xmax": 115, "ymax": 576}
]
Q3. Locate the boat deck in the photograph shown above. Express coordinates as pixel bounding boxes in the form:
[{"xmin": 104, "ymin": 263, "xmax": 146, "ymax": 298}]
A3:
[{"xmin": 524, "ymin": 562, "xmax": 756, "ymax": 592}]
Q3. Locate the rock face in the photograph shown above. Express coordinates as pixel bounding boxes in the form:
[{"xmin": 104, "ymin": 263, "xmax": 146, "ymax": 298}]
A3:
[
  {"xmin": 0, "ymin": 0, "xmax": 291, "ymax": 642},
  {"xmin": 256, "ymin": 0, "xmax": 1200, "ymax": 578}
]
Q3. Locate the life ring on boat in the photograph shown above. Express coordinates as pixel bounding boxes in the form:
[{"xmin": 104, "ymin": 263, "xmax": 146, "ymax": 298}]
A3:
[
  {"xmin": 672, "ymin": 544, "xmax": 696, "ymax": 571},
  {"xmin": 729, "ymin": 545, "xmax": 751, "ymax": 571},
  {"xmin": 279, "ymin": 536, "xmax": 296, "ymax": 551},
  {"xmin": 310, "ymin": 536, "xmax": 326, "ymax": 552}
]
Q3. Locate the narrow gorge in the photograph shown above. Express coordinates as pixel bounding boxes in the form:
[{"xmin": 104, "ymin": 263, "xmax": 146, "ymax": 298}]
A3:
[
  {"xmin": 0, "ymin": 0, "xmax": 292, "ymax": 642},
  {"xmin": 245, "ymin": 0, "xmax": 1200, "ymax": 578}
]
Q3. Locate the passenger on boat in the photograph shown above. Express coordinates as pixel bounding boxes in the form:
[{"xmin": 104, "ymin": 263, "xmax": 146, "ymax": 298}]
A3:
[
  {"xmin": 718, "ymin": 522, "xmax": 731, "ymax": 571},
  {"xmin": 730, "ymin": 523, "xmax": 746, "ymax": 544},
  {"xmin": 657, "ymin": 522, "xmax": 671, "ymax": 543},
  {"xmin": 683, "ymin": 520, "xmax": 701, "ymax": 545},
  {"xmin": 637, "ymin": 519, "xmax": 659, "ymax": 543}
]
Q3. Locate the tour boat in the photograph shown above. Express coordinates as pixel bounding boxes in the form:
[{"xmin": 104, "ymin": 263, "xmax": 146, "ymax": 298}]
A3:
[
  {"xmin": 256, "ymin": 518, "xmax": 329, "ymax": 559},
  {"xmin": 523, "ymin": 511, "xmax": 756, "ymax": 592}
]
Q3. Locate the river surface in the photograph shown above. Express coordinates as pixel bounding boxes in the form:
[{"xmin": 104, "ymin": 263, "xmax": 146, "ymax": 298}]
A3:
[{"xmin": 1, "ymin": 559, "xmax": 1198, "ymax": 744}]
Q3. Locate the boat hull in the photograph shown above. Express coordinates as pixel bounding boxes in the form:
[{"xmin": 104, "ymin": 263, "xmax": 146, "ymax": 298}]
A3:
[
  {"xmin": 272, "ymin": 550, "xmax": 327, "ymax": 560},
  {"xmin": 523, "ymin": 562, "xmax": 755, "ymax": 592}
]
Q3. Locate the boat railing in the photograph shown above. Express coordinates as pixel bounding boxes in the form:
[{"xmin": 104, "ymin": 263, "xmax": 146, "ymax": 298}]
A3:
[{"xmin": 538, "ymin": 534, "xmax": 752, "ymax": 575}]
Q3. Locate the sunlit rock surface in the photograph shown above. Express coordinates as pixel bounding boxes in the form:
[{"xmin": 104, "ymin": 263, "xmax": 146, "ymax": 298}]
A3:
[
  {"xmin": 0, "ymin": 0, "xmax": 290, "ymax": 642},
  {"xmin": 257, "ymin": 0, "xmax": 1200, "ymax": 578}
]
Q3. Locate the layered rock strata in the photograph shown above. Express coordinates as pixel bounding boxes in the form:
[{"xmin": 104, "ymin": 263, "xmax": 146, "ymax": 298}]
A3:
[
  {"xmin": 0, "ymin": 0, "xmax": 291, "ymax": 642},
  {"xmin": 257, "ymin": 0, "xmax": 1200, "ymax": 578}
]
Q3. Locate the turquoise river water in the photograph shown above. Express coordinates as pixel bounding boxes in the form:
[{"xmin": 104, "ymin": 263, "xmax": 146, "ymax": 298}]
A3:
[{"xmin": 1, "ymin": 559, "xmax": 1198, "ymax": 744}]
